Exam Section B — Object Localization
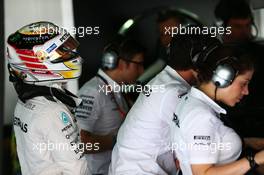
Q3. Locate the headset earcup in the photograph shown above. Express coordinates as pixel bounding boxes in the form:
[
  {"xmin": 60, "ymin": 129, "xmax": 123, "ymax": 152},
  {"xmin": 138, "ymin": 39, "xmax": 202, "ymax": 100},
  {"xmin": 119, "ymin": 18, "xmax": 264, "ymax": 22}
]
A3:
[
  {"xmin": 102, "ymin": 51, "xmax": 118, "ymax": 69},
  {"xmin": 195, "ymin": 44, "xmax": 220, "ymax": 68},
  {"xmin": 212, "ymin": 64, "xmax": 236, "ymax": 88}
]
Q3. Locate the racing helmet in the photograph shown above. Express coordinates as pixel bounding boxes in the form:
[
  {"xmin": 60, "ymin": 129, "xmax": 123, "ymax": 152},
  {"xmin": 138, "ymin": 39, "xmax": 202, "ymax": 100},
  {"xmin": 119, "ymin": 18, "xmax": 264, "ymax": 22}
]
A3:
[{"xmin": 7, "ymin": 21, "xmax": 82, "ymax": 83}]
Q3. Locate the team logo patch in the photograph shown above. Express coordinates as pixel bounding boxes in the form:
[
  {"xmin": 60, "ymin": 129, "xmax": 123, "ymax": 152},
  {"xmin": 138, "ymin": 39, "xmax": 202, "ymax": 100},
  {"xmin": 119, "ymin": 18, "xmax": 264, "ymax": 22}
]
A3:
[{"xmin": 60, "ymin": 112, "xmax": 70, "ymax": 125}]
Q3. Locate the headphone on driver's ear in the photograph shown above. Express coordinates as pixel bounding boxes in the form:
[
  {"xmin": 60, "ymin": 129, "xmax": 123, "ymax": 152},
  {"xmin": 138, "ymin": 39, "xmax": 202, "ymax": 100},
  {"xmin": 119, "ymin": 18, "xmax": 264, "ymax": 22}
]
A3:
[{"xmin": 195, "ymin": 43, "xmax": 238, "ymax": 88}]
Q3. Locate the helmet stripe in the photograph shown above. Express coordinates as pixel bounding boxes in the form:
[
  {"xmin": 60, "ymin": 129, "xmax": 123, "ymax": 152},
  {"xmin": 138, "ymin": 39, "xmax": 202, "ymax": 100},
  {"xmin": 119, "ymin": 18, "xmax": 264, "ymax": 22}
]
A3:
[
  {"xmin": 24, "ymin": 63, "xmax": 47, "ymax": 69},
  {"xmin": 19, "ymin": 55, "xmax": 41, "ymax": 63}
]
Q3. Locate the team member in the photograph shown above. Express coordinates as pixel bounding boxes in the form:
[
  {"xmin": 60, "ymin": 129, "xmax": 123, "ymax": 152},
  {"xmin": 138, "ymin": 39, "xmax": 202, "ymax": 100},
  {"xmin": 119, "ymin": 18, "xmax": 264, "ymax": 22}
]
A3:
[
  {"xmin": 108, "ymin": 34, "xmax": 221, "ymax": 175},
  {"xmin": 75, "ymin": 38, "xmax": 145, "ymax": 175},
  {"xmin": 170, "ymin": 44, "xmax": 264, "ymax": 175},
  {"xmin": 157, "ymin": 9, "xmax": 183, "ymax": 58},
  {"xmin": 215, "ymin": 2, "xmax": 264, "ymax": 174},
  {"xmin": 138, "ymin": 9, "xmax": 184, "ymax": 84},
  {"xmin": 8, "ymin": 22, "xmax": 88, "ymax": 175},
  {"xmin": 214, "ymin": 0, "xmax": 256, "ymax": 43}
]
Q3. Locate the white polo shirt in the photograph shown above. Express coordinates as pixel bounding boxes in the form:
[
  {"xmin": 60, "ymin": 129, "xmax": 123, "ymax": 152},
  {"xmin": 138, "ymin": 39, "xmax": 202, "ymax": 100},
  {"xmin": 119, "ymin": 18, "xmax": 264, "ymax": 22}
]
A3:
[
  {"xmin": 109, "ymin": 66, "xmax": 190, "ymax": 175},
  {"xmin": 75, "ymin": 69, "xmax": 129, "ymax": 175},
  {"xmin": 170, "ymin": 87, "xmax": 242, "ymax": 175},
  {"xmin": 13, "ymin": 96, "xmax": 88, "ymax": 175}
]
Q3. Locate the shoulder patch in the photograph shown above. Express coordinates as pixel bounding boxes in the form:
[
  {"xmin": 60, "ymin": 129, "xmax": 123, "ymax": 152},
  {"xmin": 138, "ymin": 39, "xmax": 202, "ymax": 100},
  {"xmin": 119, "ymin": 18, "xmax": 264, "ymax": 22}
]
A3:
[{"xmin": 60, "ymin": 112, "xmax": 70, "ymax": 125}]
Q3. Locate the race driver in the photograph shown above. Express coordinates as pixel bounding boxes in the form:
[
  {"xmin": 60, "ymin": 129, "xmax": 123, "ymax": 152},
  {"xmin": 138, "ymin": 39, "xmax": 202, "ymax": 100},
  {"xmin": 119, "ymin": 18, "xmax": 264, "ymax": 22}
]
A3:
[{"xmin": 7, "ymin": 21, "xmax": 88, "ymax": 175}]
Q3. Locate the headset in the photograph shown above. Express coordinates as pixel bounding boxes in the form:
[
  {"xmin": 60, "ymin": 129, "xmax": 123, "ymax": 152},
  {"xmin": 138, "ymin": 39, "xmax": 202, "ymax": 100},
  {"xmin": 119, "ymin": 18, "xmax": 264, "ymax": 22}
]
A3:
[
  {"xmin": 102, "ymin": 38, "xmax": 145, "ymax": 70},
  {"xmin": 195, "ymin": 43, "xmax": 238, "ymax": 88},
  {"xmin": 212, "ymin": 56, "xmax": 237, "ymax": 88},
  {"xmin": 101, "ymin": 43, "xmax": 120, "ymax": 70}
]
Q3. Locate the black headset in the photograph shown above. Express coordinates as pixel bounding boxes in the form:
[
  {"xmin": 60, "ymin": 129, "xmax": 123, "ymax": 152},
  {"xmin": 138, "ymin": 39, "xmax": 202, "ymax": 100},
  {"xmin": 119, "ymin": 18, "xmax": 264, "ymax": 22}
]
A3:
[{"xmin": 195, "ymin": 43, "xmax": 238, "ymax": 88}]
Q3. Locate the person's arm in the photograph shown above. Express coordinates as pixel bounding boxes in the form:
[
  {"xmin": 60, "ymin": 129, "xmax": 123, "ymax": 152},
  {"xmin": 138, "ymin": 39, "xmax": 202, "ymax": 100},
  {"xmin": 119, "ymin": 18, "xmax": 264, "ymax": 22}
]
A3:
[
  {"xmin": 191, "ymin": 150, "xmax": 264, "ymax": 175},
  {"xmin": 80, "ymin": 129, "xmax": 116, "ymax": 154},
  {"xmin": 174, "ymin": 109, "xmax": 264, "ymax": 175},
  {"xmin": 244, "ymin": 137, "xmax": 264, "ymax": 150},
  {"xmin": 244, "ymin": 137, "xmax": 264, "ymax": 175},
  {"xmin": 75, "ymin": 88, "xmax": 115, "ymax": 153}
]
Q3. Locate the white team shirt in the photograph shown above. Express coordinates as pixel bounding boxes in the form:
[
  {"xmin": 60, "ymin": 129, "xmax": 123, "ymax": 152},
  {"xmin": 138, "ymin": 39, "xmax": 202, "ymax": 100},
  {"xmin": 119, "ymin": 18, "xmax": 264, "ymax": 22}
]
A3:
[
  {"xmin": 171, "ymin": 87, "xmax": 242, "ymax": 175},
  {"xmin": 109, "ymin": 66, "xmax": 190, "ymax": 175},
  {"xmin": 13, "ymin": 96, "xmax": 88, "ymax": 175},
  {"xmin": 75, "ymin": 69, "xmax": 129, "ymax": 175}
]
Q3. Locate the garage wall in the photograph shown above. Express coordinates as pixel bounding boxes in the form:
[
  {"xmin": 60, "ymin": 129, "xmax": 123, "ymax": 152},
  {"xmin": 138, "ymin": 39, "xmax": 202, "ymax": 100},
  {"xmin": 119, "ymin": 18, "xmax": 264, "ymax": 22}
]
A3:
[
  {"xmin": 4, "ymin": 0, "xmax": 77, "ymax": 125},
  {"xmin": 0, "ymin": 0, "xmax": 4, "ymax": 173}
]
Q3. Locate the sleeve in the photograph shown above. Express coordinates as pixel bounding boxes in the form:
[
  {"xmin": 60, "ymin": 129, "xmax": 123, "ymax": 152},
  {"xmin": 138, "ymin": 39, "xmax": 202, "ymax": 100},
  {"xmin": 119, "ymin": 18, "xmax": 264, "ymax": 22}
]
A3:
[
  {"xmin": 45, "ymin": 109, "xmax": 88, "ymax": 175},
  {"xmin": 185, "ymin": 111, "xmax": 219, "ymax": 164},
  {"xmin": 156, "ymin": 151, "xmax": 178, "ymax": 174},
  {"xmin": 75, "ymin": 87, "xmax": 101, "ymax": 132}
]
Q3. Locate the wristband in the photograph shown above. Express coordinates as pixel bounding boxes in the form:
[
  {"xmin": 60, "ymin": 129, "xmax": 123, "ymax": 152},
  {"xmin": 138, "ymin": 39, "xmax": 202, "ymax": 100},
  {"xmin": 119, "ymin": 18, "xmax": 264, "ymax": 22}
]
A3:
[{"xmin": 246, "ymin": 151, "xmax": 259, "ymax": 171}]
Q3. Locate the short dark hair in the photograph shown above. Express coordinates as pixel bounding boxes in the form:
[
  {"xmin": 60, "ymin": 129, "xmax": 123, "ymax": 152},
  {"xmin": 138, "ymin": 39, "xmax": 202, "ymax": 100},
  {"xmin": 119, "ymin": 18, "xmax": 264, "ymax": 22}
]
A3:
[
  {"xmin": 119, "ymin": 39, "xmax": 145, "ymax": 61},
  {"xmin": 214, "ymin": 0, "xmax": 253, "ymax": 25},
  {"xmin": 168, "ymin": 34, "xmax": 221, "ymax": 71},
  {"xmin": 197, "ymin": 45, "xmax": 255, "ymax": 83},
  {"xmin": 104, "ymin": 38, "xmax": 145, "ymax": 62}
]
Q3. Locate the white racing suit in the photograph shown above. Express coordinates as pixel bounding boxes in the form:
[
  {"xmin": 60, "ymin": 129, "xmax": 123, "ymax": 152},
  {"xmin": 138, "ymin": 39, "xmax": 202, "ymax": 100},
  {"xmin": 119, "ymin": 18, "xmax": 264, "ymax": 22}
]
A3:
[{"xmin": 13, "ymin": 95, "xmax": 88, "ymax": 175}]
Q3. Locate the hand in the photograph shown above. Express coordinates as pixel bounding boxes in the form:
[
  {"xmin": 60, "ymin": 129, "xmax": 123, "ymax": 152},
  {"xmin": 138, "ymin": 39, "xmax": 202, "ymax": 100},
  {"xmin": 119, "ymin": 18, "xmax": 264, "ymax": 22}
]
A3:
[
  {"xmin": 175, "ymin": 158, "xmax": 180, "ymax": 169},
  {"xmin": 255, "ymin": 150, "xmax": 264, "ymax": 165}
]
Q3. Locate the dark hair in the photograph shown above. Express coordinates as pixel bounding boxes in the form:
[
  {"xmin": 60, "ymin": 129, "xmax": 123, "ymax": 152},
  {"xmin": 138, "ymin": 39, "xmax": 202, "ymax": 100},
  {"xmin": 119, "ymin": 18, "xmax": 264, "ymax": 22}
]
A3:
[
  {"xmin": 157, "ymin": 9, "xmax": 185, "ymax": 24},
  {"xmin": 197, "ymin": 45, "xmax": 255, "ymax": 83},
  {"xmin": 104, "ymin": 38, "xmax": 145, "ymax": 62},
  {"xmin": 168, "ymin": 34, "xmax": 221, "ymax": 71},
  {"xmin": 214, "ymin": 0, "xmax": 253, "ymax": 26},
  {"xmin": 119, "ymin": 39, "xmax": 145, "ymax": 61}
]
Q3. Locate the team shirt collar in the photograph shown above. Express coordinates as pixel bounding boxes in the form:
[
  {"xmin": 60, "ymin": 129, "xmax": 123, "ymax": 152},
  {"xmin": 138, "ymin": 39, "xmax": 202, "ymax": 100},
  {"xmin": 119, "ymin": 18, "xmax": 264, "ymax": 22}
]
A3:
[
  {"xmin": 190, "ymin": 87, "xmax": 227, "ymax": 115},
  {"xmin": 164, "ymin": 66, "xmax": 191, "ymax": 89},
  {"xmin": 97, "ymin": 69, "xmax": 121, "ymax": 91}
]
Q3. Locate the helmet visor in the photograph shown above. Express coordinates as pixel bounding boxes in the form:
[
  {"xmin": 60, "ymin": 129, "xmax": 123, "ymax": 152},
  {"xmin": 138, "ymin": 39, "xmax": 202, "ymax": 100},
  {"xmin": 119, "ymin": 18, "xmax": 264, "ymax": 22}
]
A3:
[{"xmin": 49, "ymin": 36, "xmax": 80, "ymax": 63}]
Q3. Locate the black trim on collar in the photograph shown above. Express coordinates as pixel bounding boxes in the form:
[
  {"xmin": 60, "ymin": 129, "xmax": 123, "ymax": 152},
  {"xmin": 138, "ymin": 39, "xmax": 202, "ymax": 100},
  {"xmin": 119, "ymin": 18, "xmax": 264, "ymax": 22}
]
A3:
[{"xmin": 13, "ymin": 81, "xmax": 78, "ymax": 108}]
